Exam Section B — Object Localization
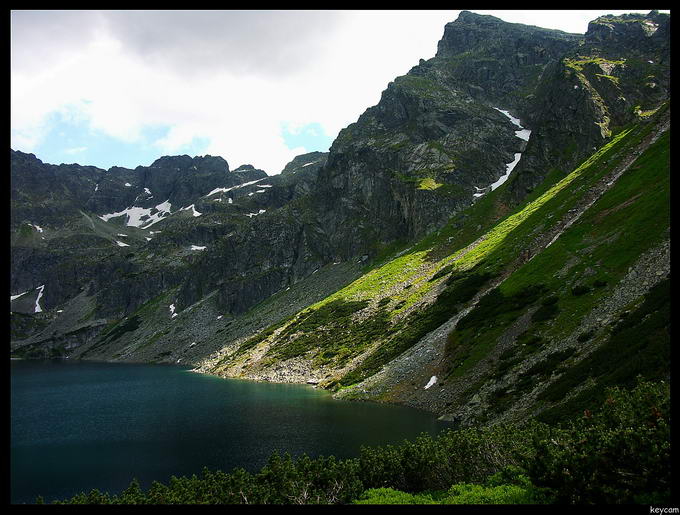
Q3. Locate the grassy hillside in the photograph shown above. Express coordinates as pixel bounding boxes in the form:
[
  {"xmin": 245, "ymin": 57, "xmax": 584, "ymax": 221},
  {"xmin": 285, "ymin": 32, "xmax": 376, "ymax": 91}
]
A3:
[{"xmin": 204, "ymin": 103, "xmax": 669, "ymax": 426}]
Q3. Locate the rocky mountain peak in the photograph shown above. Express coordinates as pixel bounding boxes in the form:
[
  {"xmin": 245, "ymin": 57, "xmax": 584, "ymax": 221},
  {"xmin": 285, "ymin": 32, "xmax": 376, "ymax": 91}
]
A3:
[
  {"xmin": 436, "ymin": 10, "xmax": 581, "ymax": 61},
  {"xmin": 586, "ymin": 11, "xmax": 670, "ymax": 50},
  {"xmin": 279, "ymin": 151, "xmax": 328, "ymax": 176},
  {"xmin": 454, "ymin": 10, "xmax": 504, "ymax": 26},
  {"xmin": 150, "ymin": 154, "xmax": 230, "ymax": 173},
  {"xmin": 233, "ymin": 164, "xmax": 256, "ymax": 172}
]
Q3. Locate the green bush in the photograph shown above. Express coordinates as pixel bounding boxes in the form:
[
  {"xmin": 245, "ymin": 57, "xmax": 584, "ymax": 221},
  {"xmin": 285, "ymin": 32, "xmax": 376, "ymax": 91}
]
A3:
[
  {"xmin": 457, "ymin": 284, "xmax": 545, "ymax": 332},
  {"xmin": 531, "ymin": 302, "xmax": 560, "ymax": 322},
  {"xmin": 527, "ymin": 379, "xmax": 671, "ymax": 504},
  {"xmin": 357, "ymin": 422, "xmax": 543, "ymax": 493},
  {"xmin": 576, "ymin": 329, "xmax": 595, "ymax": 342},
  {"xmin": 570, "ymin": 284, "xmax": 591, "ymax": 296},
  {"xmin": 353, "ymin": 488, "xmax": 437, "ymax": 504},
  {"xmin": 441, "ymin": 481, "xmax": 538, "ymax": 504},
  {"xmin": 354, "ymin": 468, "xmax": 553, "ymax": 505}
]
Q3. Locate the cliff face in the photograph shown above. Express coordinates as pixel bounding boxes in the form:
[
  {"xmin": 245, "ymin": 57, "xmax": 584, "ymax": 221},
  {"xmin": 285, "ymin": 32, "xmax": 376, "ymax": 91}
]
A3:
[
  {"xmin": 10, "ymin": 11, "xmax": 670, "ymax": 423},
  {"xmin": 153, "ymin": 11, "xmax": 590, "ymax": 317},
  {"xmin": 506, "ymin": 10, "xmax": 670, "ymax": 200},
  {"xmin": 435, "ymin": 10, "xmax": 581, "ymax": 106}
]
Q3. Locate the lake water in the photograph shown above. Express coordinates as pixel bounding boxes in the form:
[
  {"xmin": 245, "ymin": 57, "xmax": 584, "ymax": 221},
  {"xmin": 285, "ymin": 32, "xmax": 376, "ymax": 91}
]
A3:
[{"xmin": 11, "ymin": 359, "xmax": 451, "ymax": 504}]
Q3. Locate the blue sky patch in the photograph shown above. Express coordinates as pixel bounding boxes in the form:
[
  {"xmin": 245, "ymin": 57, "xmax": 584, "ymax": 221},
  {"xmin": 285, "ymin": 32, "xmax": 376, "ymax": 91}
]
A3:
[
  {"xmin": 281, "ymin": 122, "xmax": 333, "ymax": 153},
  {"xmin": 20, "ymin": 113, "xmax": 210, "ymax": 170}
]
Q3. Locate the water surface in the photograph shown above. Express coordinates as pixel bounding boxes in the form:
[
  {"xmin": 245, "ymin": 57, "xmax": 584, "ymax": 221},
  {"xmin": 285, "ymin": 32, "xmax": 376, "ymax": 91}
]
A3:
[{"xmin": 11, "ymin": 359, "xmax": 450, "ymax": 503}]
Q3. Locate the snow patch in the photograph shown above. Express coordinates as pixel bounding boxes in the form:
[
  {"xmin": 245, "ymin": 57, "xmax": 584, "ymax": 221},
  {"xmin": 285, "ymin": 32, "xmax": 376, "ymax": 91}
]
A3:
[
  {"xmin": 206, "ymin": 178, "xmax": 265, "ymax": 197},
  {"xmin": 494, "ymin": 107, "xmax": 532, "ymax": 141},
  {"xmin": 181, "ymin": 204, "xmax": 202, "ymax": 217},
  {"xmin": 490, "ymin": 153, "xmax": 522, "ymax": 191},
  {"xmin": 482, "ymin": 108, "xmax": 533, "ymax": 192},
  {"xmin": 115, "ymin": 240, "xmax": 129, "ymax": 247},
  {"xmin": 11, "ymin": 290, "xmax": 29, "ymax": 301},
  {"xmin": 424, "ymin": 376, "xmax": 437, "ymax": 389},
  {"xmin": 245, "ymin": 209, "xmax": 266, "ymax": 218},
  {"xmin": 34, "ymin": 285, "xmax": 45, "ymax": 313},
  {"xmin": 28, "ymin": 223, "xmax": 44, "ymax": 233},
  {"xmin": 169, "ymin": 304, "xmax": 177, "ymax": 318},
  {"xmin": 190, "ymin": 245, "xmax": 207, "ymax": 251},
  {"xmin": 99, "ymin": 200, "xmax": 173, "ymax": 229},
  {"xmin": 124, "ymin": 183, "xmax": 132, "ymax": 187},
  {"xmin": 515, "ymin": 128, "xmax": 531, "ymax": 142}
]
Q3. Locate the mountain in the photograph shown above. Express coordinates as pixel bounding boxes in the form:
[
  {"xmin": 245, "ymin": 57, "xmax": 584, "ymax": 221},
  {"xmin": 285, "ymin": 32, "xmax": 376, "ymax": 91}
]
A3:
[{"xmin": 10, "ymin": 10, "xmax": 670, "ymax": 427}]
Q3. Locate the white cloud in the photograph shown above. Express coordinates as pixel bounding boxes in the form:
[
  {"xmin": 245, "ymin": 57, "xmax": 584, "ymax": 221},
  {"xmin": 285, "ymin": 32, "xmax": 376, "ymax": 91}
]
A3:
[
  {"xmin": 11, "ymin": 10, "xmax": 460, "ymax": 173},
  {"xmin": 64, "ymin": 146, "xmax": 88, "ymax": 154},
  {"xmin": 10, "ymin": 10, "xmax": 665, "ymax": 174}
]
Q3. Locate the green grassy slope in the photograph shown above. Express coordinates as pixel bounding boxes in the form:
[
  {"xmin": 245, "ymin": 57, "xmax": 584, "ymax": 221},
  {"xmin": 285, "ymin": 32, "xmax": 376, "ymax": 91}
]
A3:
[{"xmin": 203, "ymin": 103, "xmax": 669, "ymax": 424}]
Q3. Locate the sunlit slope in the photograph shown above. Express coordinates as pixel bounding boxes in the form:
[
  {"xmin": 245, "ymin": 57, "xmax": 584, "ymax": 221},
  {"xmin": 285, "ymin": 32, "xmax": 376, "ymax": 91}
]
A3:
[{"xmin": 202, "ymin": 104, "xmax": 669, "ymax": 423}]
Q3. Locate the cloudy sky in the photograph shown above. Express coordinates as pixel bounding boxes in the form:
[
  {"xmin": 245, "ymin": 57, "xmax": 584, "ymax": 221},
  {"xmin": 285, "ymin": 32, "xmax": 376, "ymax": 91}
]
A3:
[{"xmin": 11, "ymin": 9, "xmax": 664, "ymax": 174}]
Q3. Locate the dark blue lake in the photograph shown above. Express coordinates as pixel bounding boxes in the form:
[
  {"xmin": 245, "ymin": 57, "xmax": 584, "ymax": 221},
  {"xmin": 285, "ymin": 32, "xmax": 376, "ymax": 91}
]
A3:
[{"xmin": 11, "ymin": 359, "xmax": 450, "ymax": 504}]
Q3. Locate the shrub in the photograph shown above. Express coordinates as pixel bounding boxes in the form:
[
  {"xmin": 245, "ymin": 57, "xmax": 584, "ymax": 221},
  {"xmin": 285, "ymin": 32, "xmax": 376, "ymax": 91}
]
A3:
[
  {"xmin": 353, "ymin": 488, "xmax": 437, "ymax": 504},
  {"xmin": 576, "ymin": 329, "xmax": 595, "ymax": 342},
  {"xmin": 526, "ymin": 379, "xmax": 671, "ymax": 504},
  {"xmin": 357, "ymin": 423, "xmax": 543, "ymax": 493},
  {"xmin": 354, "ymin": 468, "xmax": 554, "ymax": 505},
  {"xmin": 442, "ymin": 481, "xmax": 537, "ymax": 504},
  {"xmin": 541, "ymin": 295, "xmax": 559, "ymax": 306},
  {"xmin": 457, "ymin": 284, "xmax": 545, "ymax": 332},
  {"xmin": 531, "ymin": 302, "xmax": 559, "ymax": 323},
  {"xmin": 570, "ymin": 284, "xmax": 591, "ymax": 296}
]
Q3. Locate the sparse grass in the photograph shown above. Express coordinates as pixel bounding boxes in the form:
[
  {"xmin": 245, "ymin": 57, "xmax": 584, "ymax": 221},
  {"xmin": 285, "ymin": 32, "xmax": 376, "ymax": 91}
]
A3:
[
  {"xmin": 418, "ymin": 177, "xmax": 443, "ymax": 191},
  {"xmin": 564, "ymin": 56, "xmax": 626, "ymax": 73}
]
